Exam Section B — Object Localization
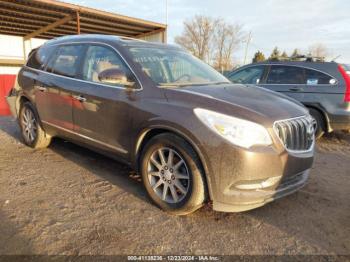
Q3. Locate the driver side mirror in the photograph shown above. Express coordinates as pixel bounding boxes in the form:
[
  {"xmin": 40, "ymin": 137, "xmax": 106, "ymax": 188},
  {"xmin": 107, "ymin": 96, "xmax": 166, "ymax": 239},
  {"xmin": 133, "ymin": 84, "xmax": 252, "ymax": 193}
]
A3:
[{"xmin": 98, "ymin": 68, "xmax": 135, "ymax": 87}]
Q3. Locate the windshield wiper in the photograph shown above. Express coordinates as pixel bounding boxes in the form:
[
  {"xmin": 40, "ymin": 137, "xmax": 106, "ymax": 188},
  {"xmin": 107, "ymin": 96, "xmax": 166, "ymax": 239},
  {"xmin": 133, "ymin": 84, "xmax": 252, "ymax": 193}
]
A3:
[
  {"xmin": 158, "ymin": 83, "xmax": 188, "ymax": 88},
  {"xmin": 209, "ymin": 81, "xmax": 230, "ymax": 85},
  {"xmin": 158, "ymin": 81, "xmax": 230, "ymax": 88}
]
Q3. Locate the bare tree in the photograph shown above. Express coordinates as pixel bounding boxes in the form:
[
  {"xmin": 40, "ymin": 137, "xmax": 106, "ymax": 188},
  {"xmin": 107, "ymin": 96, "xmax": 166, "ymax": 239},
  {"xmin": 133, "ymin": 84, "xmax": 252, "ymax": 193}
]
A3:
[
  {"xmin": 175, "ymin": 16, "xmax": 244, "ymax": 69},
  {"xmin": 308, "ymin": 43, "xmax": 329, "ymax": 59},
  {"xmin": 175, "ymin": 16, "xmax": 216, "ymax": 63},
  {"xmin": 213, "ymin": 20, "xmax": 243, "ymax": 71}
]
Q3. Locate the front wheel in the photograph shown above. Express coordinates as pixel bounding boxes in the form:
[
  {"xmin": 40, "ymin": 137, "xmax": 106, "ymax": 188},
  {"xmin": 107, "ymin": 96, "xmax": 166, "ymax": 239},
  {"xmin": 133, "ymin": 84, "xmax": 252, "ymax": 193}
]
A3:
[
  {"xmin": 308, "ymin": 108, "xmax": 326, "ymax": 139},
  {"xmin": 19, "ymin": 102, "xmax": 52, "ymax": 149},
  {"xmin": 140, "ymin": 133, "xmax": 207, "ymax": 215}
]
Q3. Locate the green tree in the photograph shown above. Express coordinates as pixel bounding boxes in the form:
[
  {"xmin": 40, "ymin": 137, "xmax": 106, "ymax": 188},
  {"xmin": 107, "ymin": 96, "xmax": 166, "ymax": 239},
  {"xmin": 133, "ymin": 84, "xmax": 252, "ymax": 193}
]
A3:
[
  {"xmin": 291, "ymin": 48, "xmax": 301, "ymax": 60},
  {"xmin": 269, "ymin": 47, "xmax": 281, "ymax": 61},
  {"xmin": 281, "ymin": 51, "xmax": 288, "ymax": 60},
  {"xmin": 252, "ymin": 51, "xmax": 266, "ymax": 63}
]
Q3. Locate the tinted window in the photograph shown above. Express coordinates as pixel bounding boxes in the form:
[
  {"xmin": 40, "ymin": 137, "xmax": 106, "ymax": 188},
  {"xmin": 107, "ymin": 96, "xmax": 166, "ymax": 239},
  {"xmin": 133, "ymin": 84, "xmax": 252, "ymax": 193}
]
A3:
[
  {"xmin": 304, "ymin": 68, "xmax": 333, "ymax": 85},
  {"xmin": 47, "ymin": 45, "xmax": 84, "ymax": 78},
  {"xmin": 82, "ymin": 45, "xmax": 136, "ymax": 87},
  {"xmin": 26, "ymin": 46, "xmax": 54, "ymax": 70},
  {"xmin": 267, "ymin": 66, "xmax": 304, "ymax": 84},
  {"xmin": 228, "ymin": 66, "xmax": 264, "ymax": 84}
]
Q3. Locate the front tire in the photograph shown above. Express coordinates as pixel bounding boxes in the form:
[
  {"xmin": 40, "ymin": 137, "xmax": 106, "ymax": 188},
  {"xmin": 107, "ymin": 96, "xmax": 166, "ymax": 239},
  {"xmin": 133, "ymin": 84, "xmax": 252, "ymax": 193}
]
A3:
[
  {"xmin": 140, "ymin": 133, "xmax": 207, "ymax": 215},
  {"xmin": 19, "ymin": 102, "xmax": 52, "ymax": 149},
  {"xmin": 309, "ymin": 108, "xmax": 326, "ymax": 139}
]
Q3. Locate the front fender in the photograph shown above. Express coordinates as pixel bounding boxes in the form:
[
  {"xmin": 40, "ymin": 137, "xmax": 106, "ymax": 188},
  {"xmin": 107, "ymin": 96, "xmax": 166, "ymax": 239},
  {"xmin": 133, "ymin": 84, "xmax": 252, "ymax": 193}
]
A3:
[{"xmin": 133, "ymin": 120, "xmax": 215, "ymax": 201}]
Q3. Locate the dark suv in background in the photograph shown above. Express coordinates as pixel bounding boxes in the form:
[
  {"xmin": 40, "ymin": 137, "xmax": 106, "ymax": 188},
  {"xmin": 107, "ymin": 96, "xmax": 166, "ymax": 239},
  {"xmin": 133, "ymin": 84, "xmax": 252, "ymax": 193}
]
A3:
[{"xmin": 228, "ymin": 61, "xmax": 350, "ymax": 138}]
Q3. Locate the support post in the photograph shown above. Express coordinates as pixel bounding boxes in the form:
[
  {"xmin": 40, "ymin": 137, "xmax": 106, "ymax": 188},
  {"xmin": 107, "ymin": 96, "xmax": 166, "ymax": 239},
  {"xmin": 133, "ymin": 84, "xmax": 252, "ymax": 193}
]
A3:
[
  {"xmin": 76, "ymin": 11, "xmax": 81, "ymax": 34},
  {"xmin": 22, "ymin": 38, "xmax": 26, "ymax": 62},
  {"xmin": 23, "ymin": 15, "xmax": 72, "ymax": 40}
]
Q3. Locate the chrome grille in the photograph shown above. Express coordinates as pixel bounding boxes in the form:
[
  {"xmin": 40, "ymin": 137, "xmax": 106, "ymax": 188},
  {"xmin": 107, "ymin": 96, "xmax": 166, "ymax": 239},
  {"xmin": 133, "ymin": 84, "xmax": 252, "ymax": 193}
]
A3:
[{"xmin": 274, "ymin": 115, "xmax": 315, "ymax": 151}]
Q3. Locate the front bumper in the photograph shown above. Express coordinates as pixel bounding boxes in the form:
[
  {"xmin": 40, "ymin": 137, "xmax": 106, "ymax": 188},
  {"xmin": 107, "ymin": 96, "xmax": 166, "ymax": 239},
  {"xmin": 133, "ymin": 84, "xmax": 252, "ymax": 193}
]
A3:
[
  {"xmin": 193, "ymin": 123, "xmax": 314, "ymax": 213},
  {"xmin": 213, "ymin": 169, "xmax": 310, "ymax": 212}
]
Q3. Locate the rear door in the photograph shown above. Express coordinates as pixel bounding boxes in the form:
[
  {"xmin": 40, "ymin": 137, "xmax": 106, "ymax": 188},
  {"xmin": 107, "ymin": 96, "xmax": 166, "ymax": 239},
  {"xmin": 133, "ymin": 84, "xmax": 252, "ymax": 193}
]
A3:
[
  {"xmin": 302, "ymin": 67, "xmax": 340, "ymax": 93},
  {"xmin": 72, "ymin": 44, "xmax": 140, "ymax": 158},
  {"xmin": 38, "ymin": 44, "xmax": 86, "ymax": 131},
  {"xmin": 260, "ymin": 65, "xmax": 306, "ymax": 101},
  {"xmin": 23, "ymin": 45, "xmax": 55, "ymax": 119}
]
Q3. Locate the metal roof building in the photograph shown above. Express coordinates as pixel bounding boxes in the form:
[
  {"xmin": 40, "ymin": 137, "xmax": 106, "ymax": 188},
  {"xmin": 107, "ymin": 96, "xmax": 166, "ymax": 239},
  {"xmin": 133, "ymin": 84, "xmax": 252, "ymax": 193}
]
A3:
[{"xmin": 0, "ymin": 0, "xmax": 167, "ymax": 70}]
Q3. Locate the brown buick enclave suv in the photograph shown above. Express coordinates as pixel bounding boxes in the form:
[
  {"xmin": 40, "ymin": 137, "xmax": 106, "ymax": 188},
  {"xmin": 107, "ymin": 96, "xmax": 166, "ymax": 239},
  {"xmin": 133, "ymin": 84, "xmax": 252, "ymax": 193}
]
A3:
[{"xmin": 6, "ymin": 35, "xmax": 315, "ymax": 215}]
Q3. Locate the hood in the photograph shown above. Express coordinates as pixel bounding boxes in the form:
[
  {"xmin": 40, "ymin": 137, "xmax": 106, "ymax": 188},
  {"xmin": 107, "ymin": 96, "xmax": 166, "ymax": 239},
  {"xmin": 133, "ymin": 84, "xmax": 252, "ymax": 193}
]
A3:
[{"xmin": 168, "ymin": 83, "xmax": 308, "ymax": 125}]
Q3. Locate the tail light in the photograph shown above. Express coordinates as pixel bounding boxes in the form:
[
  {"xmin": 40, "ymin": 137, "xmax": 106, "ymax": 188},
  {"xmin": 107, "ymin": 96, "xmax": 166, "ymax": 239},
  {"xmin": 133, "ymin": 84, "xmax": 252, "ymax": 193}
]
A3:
[{"xmin": 338, "ymin": 64, "xmax": 350, "ymax": 102}]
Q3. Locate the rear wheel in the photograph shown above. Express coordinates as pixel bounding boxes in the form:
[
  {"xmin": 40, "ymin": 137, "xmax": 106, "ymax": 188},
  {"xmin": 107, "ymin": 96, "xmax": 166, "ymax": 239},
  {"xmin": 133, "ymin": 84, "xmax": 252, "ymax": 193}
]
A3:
[
  {"xmin": 308, "ymin": 108, "xmax": 326, "ymax": 139},
  {"xmin": 140, "ymin": 133, "xmax": 207, "ymax": 215},
  {"xmin": 19, "ymin": 102, "xmax": 52, "ymax": 149}
]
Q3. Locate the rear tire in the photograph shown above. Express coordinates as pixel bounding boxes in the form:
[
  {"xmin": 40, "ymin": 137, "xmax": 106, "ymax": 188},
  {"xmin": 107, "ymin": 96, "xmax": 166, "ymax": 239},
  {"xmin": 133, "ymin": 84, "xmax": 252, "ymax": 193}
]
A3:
[
  {"xmin": 308, "ymin": 108, "xmax": 326, "ymax": 139},
  {"xmin": 19, "ymin": 102, "xmax": 52, "ymax": 149},
  {"xmin": 140, "ymin": 133, "xmax": 207, "ymax": 215}
]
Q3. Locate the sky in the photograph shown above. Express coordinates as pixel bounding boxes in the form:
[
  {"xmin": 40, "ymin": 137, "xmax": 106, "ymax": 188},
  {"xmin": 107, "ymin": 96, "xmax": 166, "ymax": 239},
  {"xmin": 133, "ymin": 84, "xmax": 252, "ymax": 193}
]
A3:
[{"xmin": 68, "ymin": 0, "xmax": 350, "ymax": 64}]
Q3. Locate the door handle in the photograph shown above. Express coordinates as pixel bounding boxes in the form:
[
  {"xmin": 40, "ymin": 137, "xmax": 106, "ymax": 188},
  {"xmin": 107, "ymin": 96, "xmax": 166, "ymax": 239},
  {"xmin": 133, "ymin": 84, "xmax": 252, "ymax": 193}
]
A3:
[
  {"xmin": 289, "ymin": 87, "xmax": 303, "ymax": 92},
  {"xmin": 35, "ymin": 85, "xmax": 47, "ymax": 92},
  {"xmin": 72, "ymin": 95, "xmax": 86, "ymax": 102}
]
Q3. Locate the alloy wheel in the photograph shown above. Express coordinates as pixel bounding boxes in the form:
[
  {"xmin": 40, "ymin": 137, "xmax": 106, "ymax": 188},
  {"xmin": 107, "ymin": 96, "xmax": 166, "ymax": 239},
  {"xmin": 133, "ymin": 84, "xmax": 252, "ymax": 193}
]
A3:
[
  {"xmin": 22, "ymin": 107, "xmax": 37, "ymax": 143},
  {"xmin": 147, "ymin": 147, "xmax": 190, "ymax": 204}
]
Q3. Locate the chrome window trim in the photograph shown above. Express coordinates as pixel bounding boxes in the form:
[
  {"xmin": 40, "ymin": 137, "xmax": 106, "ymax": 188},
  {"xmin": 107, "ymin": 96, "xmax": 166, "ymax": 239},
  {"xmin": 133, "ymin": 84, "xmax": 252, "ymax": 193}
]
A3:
[
  {"xmin": 236, "ymin": 63, "xmax": 338, "ymax": 86},
  {"xmin": 273, "ymin": 115, "xmax": 315, "ymax": 154},
  {"xmin": 25, "ymin": 41, "xmax": 143, "ymax": 92},
  {"xmin": 42, "ymin": 120, "xmax": 128, "ymax": 154}
]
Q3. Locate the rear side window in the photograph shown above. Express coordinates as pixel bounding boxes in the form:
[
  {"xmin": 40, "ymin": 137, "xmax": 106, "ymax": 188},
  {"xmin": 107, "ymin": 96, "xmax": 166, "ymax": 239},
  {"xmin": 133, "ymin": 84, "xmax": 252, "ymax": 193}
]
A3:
[
  {"xmin": 304, "ymin": 68, "xmax": 334, "ymax": 85},
  {"xmin": 228, "ymin": 66, "xmax": 265, "ymax": 84},
  {"xmin": 47, "ymin": 45, "xmax": 84, "ymax": 78},
  {"xmin": 26, "ymin": 46, "xmax": 55, "ymax": 70},
  {"xmin": 267, "ymin": 66, "xmax": 304, "ymax": 84}
]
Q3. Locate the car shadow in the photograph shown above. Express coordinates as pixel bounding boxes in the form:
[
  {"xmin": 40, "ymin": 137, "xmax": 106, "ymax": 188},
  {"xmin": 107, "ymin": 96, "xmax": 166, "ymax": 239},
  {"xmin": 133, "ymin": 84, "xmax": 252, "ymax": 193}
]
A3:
[
  {"xmin": 0, "ymin": 116, "xmax": 149, "ymax": 206},
  {"xmin": 0, "ymin": 116, "xmax": 22, "ymax": 141},
  {"xmin": 49, "ymin": 137, "xmax": 150, "ymax": 204}
]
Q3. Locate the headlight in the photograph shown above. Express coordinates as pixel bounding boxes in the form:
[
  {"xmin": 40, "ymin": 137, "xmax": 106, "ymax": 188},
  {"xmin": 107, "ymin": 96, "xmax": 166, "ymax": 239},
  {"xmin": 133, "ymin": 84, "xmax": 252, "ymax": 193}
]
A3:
[{"xmin": 194, "ymin": 108, "xmax": 272, "ymax": 149}]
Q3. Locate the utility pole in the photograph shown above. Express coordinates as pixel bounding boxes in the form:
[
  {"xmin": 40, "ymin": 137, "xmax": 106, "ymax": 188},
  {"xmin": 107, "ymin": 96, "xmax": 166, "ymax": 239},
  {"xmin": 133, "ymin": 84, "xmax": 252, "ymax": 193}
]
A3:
[
  {"xmin": 243, "ymin": 31, "xmax": 252, "ymax": 65},
  {"xmin": 165, "ymin": 0, "xmax": 168, "ymax": 25}
]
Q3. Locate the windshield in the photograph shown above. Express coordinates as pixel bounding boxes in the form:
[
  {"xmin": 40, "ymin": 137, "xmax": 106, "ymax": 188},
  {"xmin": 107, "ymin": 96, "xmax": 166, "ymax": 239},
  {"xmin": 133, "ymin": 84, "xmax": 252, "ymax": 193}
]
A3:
[{"xmin": 128, "ymin": 47, "xmax": 229, "ymax": 86}]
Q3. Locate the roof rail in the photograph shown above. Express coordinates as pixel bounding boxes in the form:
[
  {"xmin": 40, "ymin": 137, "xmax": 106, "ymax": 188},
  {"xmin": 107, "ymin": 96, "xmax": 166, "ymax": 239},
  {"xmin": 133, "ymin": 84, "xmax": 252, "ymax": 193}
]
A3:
[
  {"xmin": 291, "ymin": 55, "xmax": 325, "ymax": 62},
  {"xmin": 267, "ymin": 54, "xmax": 326, "ymax": 62},
  {"xmin": 117, "ymin": 36, "xmax": 146, "ymax": 42}
]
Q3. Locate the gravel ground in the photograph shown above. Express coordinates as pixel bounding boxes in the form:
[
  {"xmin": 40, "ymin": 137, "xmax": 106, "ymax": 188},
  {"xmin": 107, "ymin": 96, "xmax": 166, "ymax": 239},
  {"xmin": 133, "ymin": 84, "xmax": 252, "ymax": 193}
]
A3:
[{"xmin": 0, "ymin": 116, "xmax": 349, "ymax": 256}]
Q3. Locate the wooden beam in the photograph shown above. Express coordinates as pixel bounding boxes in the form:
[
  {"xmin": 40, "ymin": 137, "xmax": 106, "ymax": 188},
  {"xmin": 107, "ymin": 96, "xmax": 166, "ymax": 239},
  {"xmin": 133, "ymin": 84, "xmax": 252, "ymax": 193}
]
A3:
[
  {"xmin": 0, "ymin": 13, "xmax": 54, "ymax": 26},
  {"xmin": 24, "ymin": 15, "xmax": 73, "ymax": 40},
  {"xmin": 0, "ymin": 59, "xmax": 25, "ymax": 66},
  {"xmin": 0, "ymin": 1, "xmax": 64, "ymax": 17},
  {"xmin": 80, "ymin": 16, "xmax": 152, "ymax": 32},
  {"xmin": 0, "ymin": 25, "xmax": 33, "ymax": 33},
  {"xmin": 76, "ymin": 11, "xmax": 80, "ymax": 34},
  {"xmin": 32, "ymin": 0, "xmax": 166, "ymax": 28},
  {"xmin": 78, "ymin": 21, "xmax": 140, "ymax": 35},
  {"xmin": 136, "ymin": 28, "xmax": 166, "ymax": 39}
]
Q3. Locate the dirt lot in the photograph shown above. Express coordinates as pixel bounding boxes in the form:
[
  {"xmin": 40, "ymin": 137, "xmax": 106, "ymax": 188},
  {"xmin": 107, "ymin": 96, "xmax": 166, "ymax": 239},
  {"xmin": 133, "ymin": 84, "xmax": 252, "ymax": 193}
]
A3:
[{"xmin": 0, "ymin": 116, "xmax": 349, "ymax": 256}]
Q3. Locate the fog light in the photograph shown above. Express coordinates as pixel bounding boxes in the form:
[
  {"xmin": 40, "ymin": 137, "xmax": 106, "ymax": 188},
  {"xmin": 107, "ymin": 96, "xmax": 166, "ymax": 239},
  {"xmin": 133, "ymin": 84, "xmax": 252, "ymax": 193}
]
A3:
[{"xmin": 234, "ymin": 176, "xmax": 282, "ymax": 190}]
